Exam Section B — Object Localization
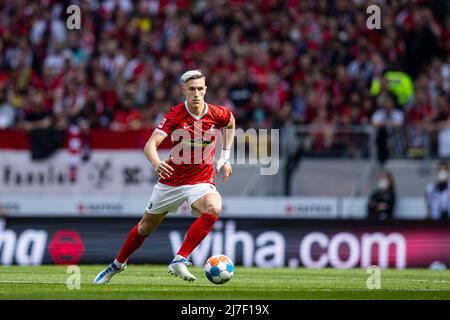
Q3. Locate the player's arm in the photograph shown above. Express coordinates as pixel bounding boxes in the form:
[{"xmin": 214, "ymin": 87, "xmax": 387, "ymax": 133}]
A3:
[
  {"xmin": 222, "ymin": 112, "xmax": 236, "ymax": 151},
  {"xmin": 216, "ymin": 113, "xmax": 235, "ymax": 182},
  {"xmin": 144, "ymin": 131, "xmax": 174, "ymax": 179}
]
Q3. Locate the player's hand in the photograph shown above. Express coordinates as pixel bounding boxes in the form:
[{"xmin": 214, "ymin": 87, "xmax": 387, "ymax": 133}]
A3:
[
  {"xmin": 215, "ymin": 149, "xmax": 231, "ymax": 176},
  {"xmin": 219, "ymin": 162, "xmax": 232, "ymax": 182},
  {"xmin": 154, "ymin": 160, "xmax": 174, "ymax": 179}
]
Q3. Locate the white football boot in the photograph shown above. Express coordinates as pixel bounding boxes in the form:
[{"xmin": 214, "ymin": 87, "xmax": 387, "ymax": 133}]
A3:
[
  {"xmin": 93, "ymin": 261, "xmax": 127, "ymax": 284},
  {"xmin": 168, "ymin": 255, "xmax": 197, "ymax": 282}
]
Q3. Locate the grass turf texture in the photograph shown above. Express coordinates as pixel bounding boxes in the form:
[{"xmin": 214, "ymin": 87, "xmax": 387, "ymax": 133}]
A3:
[{"xmin": 0, "ymin": 265, "xmax": 449, "ymax": 300}]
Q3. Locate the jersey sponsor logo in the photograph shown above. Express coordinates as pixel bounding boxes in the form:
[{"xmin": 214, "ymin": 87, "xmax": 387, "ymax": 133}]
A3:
[{"xmin": 181, "ymin": 139, "xmax": 212, "ymax": 148}]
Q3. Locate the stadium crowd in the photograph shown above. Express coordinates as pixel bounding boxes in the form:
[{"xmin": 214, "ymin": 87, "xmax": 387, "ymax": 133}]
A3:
[{"xmin": 0, "ymin": 0, "xmax": 449, "ymax": 159}]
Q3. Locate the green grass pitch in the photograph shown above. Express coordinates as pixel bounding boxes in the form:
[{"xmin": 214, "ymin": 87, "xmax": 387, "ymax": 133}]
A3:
[{"xmin": 0, "ymin": 265, "xmax": 450, "ymax": 300}]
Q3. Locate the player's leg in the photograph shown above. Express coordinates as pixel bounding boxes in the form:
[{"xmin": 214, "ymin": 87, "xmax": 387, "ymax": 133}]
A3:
[
  {"xmin": 177, "ymin": 192, "xmax": 221, "ymax": 258},
  {"xmin": 94, "ymin": 182, "xmax": 184, "ymax": 284},
  {"xmin": 168, "ymin": 187, "xmax": 221, "ymax": 282},
  {"xmin": 93, "ymin": 212, "xmax": 167, "ymax": 284},
  {"xmin": 115, "ymin": 212, "xmax": 167, "ymax": 265}
]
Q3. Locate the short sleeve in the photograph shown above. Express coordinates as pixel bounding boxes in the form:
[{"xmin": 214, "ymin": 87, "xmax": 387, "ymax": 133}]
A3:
[
  {"xmin": 154, "ymin": 107, "xmax": 179, "ymax": 137},
  {"xmin": 216, "ymin": 106, "xmax": 232, "ymax": 129}
]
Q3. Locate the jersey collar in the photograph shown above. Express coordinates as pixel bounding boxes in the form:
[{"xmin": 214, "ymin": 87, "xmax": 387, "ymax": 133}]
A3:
[{"xmin": 184, "ymin": 101, "xmax": 208, "ymax": 120}]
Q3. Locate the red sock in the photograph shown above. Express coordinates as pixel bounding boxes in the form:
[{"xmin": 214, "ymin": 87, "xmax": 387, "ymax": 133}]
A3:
[
  {"xmin": 116, "ymin": 224, "xmax": 147, "ymax": 264},
  {"xmin": 177, "ymin": 213, "xmax": 219, "ymax": 258}
]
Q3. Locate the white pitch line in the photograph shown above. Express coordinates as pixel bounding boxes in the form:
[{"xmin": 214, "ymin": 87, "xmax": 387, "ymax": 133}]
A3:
[
  {"xmin": 122, "ymin": 288, "xmax": 450, "ymax": 292},
  {"xmin": 290, "ymin": 276, "xmax": 450, "ymax": 284},
  {"xmin": 0, "ymin": 281, "xmax": 65, "ymax": 284},
  {"xmin": 0, "ymin": 283, "xmax": 449, "ymax": 293},
  {"xmin": 1, "ymin": 278, "xmax": 450, "ymax": 285}
]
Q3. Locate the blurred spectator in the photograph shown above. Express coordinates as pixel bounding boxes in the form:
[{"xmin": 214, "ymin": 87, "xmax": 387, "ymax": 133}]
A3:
[
  {"xmin": 228, "ymin": 69, "xmax": 256, "ymax": 122},
  {"xmin": 0, "ymin": 89, "xmax": 15, "ymax": 128},
  {"xmin": 0, "ymin": 0, "xmax": 447, "ymax": 160},
  {"xmin": 18, "ymin": 90, "xmax": 66, "ymax": 160},
  {"xmin": 77, "ymin": 88, "xmax": 112, "ymax": 128},
  {"xmin": 0, "ymin": 206, "xmax": 6, "ymax": 217},
  {"xmin": 290, "ymin": 83, "xmax": 307, "ymax": 124},
  {"xmin": 425, "ymin": 161, "xmax": 450, "ymax": 220},
  {"xmin": 304, "ymin": 108, "xmax": 335, "ymax": 155},
  {"xmin": 405, "ymin": 88, "xmax": 432, "ymax": 157},
  {"xmin": 370, "ymin": 70, "xmax": 414, "ymax": 108},
  {"xmin": 402, "ymin": 6, "xmax": 442, "ymax": 78},
  {"xmin": 425, "ymin": 94, "xmax": 450, "ymax": 157},
  {"xmin": 19, "ymin": 90, "xmax": 53, "ymax": 131},
  {"xmin": 111, "ymin": 97, "xmax": 143, "ymax": 131},
  {"xmin": 367, "ymin": 170, "xmax": 397, "ymax": 221},
  {"xmin": 371, "ymin": 94, "xmax": 405, "ymax": 165}
]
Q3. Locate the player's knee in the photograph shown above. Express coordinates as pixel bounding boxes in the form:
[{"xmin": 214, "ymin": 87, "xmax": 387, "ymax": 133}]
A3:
[
  {"xmin": 204, "ymin": 204, "xmax": 221, "ymax": 217},
  {"xmin": 138, "ymin": 212, "xmax": 165, "ymax": 236},
  {"xmin": 138, "ymin": 219, "xmax": 157, "ymax": 236},
  {"xmin": 137, "ymin": 223, "xmax": 151, "ymax": 236}
]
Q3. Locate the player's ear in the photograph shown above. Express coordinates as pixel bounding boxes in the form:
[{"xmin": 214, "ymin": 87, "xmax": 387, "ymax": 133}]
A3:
[{"xmin": 181, "ymin": 84, "xmax": 186, "ymax": 96}]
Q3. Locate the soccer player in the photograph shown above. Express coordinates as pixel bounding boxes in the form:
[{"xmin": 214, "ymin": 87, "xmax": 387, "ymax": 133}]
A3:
[{"xmin": 93, "ymin": 70, "xmax": 235, "ymax": 283}]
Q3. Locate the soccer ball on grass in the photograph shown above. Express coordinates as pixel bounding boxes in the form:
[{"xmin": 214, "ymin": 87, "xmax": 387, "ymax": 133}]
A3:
[{"xmin": 204, "ymin": 254, "xmax": 234, "ymax": 284}]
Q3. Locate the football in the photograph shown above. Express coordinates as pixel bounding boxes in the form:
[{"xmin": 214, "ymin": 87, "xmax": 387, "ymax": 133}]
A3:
[{"xmin": 204, "ymin": 254, "xmax": 234, "ymax": 284}]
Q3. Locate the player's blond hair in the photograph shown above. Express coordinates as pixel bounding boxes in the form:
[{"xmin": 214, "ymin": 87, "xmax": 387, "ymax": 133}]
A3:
[{"xmin": 180, "ymin": 70, "xmax": 205, "ymax": 84}]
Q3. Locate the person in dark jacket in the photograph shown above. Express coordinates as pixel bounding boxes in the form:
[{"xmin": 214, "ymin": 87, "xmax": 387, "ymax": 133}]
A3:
[
  {"xmin": 425, "ymin": 161, "xmax": 450, "ymax": 220},
  {"xmin": 367, "ymin": 170, "xmax": 397, "ymax": 220}
]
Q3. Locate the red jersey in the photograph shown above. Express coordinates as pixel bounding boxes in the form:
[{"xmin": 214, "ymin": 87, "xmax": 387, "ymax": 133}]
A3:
[{"xmin": 155, "ymin": 102, "xmax": 231, "ymax": 186}]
